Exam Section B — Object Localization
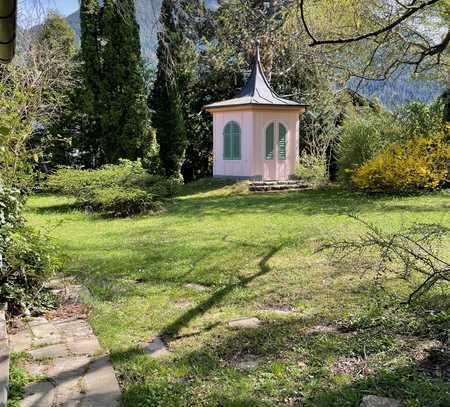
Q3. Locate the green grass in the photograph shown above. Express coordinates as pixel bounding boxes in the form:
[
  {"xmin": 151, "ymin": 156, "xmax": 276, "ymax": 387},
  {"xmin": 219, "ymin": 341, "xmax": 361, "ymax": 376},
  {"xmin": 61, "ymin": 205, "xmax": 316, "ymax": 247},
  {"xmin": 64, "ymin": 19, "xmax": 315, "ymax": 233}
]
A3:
[
  {"xmin": 26, "ymin": 181, "xmax": 450, "ymax": 406},
  {"xmin": 8, "ymin": 353, "xmax": 29, "ymax": 407}
]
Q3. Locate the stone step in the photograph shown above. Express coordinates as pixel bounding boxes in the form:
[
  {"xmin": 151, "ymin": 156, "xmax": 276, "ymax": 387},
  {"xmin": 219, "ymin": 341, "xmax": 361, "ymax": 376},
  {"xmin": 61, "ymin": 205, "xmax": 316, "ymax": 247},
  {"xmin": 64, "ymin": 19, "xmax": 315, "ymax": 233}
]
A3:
[
  {"xmin": 250, "ymin": 187, "xmax": 309, "ymax": 193},
  {"xmin": 249, "ymin": 181, "xmax": 308, "ymax": 192},
  {"xmin": 251, "ymin": 180, "xmax": 302, "ymax": 186}
]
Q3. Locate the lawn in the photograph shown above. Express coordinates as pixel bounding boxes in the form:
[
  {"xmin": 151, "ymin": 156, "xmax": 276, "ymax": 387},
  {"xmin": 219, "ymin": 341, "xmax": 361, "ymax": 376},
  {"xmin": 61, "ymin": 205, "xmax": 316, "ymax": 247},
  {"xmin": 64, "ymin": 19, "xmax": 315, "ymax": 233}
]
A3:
[{"xmin": 26, "ymin": 182, "xmax": 450, "ymax": 406}]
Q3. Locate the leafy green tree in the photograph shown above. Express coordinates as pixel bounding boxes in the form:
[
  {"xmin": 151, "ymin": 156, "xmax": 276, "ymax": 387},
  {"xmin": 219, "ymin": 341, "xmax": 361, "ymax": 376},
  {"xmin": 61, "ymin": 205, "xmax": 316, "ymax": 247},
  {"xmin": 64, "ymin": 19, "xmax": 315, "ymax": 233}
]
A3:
[
  {"xmin": 39, "ymin": 11, "xmax": 76, "ymax": 56},
  {"xmin": 0, "ymin": 12, "xmax": 75, "ymax": 189},
  {"xmin": 31, "ymin": 13, "xmax": 78, "ymax": 170}
]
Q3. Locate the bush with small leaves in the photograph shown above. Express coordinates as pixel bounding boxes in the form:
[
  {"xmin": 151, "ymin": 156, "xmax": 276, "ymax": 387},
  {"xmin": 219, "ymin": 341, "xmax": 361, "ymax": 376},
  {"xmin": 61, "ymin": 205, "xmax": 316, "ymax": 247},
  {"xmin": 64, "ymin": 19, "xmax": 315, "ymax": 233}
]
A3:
[
  {"xmin": 46, "ymin": 159, "xmax": 160, "ymax": 196},
  {"xmin": 46, "ymin": 160, "xmax": 180, "ymax": 216},
  {"xmin": 81, "ymin": 187, "xmax": 163, "ymax": 217},
  {"xmin": 1, "ymin": 182, "xmax": 62, "ymax": 315},
  {"xmin": 295, "ymin": 153, "xmax": 328, "ymax": 188}
]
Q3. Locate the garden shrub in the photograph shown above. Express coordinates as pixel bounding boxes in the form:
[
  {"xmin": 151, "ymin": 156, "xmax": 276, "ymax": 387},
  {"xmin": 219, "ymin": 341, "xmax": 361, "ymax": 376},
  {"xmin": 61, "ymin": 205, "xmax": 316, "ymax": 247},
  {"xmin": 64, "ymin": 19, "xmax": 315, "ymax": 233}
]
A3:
[
  {"xmin": 1, "ymin": 183, "xmax": 62, "ymax": 315},
  {"xmin": 295, "ymin": 153, "xmax": 328, "ymax": 187},
  {"xmin": 398, "ymin": 100, "xmax": 446, "ymax": 139},
  {"xmin": 46, "ymin": 159, "xmax": 159, "ymax": 196},
  {"xmin": 352, "ymin": 136, "xmax": 450, "ymax": 192},
  {"xmin": 337, "ymin": 111, "xmax": 402, "ymax": 184},
  {"xmin": 81, "ymin": 187, "xmax": 162, "ymax": 217},
  {"xmin": 46, "ymin": 160, "xmax": 180, "ymax": 216}
]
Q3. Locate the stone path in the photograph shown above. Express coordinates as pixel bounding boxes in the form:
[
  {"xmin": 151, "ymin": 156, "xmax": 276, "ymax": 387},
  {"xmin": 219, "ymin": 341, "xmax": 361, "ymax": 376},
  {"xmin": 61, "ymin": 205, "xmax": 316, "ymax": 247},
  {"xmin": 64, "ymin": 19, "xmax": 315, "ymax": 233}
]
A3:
[
  {"xmin": 9, "ymin": 280, "xmax": 121, "ymax": 407},
  {"xmin": 141, "ymin": 337, "xmax": 171, "ymax": 359},
  {"xmin": 228, "ymin": 317, "xmax": 261, "ymax": 329},
  {"xmin": 360, "ymin": 395, "xmax": 402, "ymax": 407}
]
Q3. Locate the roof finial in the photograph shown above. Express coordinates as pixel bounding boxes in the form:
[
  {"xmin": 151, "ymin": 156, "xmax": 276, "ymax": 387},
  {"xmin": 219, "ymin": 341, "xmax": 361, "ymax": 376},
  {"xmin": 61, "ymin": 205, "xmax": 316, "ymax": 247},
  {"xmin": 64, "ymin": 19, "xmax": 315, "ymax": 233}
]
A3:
[{"xmin": 255, "ymin": 39, "xmax": 261, "ymax": 63}]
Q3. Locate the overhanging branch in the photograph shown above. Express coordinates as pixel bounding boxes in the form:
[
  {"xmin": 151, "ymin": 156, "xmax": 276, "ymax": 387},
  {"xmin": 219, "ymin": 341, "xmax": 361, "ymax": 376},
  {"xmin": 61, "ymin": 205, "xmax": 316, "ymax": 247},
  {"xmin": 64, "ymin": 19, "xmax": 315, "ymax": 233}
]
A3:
[{"xmin": 299, "ymin": 0, "xmax": 442, "ymax": 46}]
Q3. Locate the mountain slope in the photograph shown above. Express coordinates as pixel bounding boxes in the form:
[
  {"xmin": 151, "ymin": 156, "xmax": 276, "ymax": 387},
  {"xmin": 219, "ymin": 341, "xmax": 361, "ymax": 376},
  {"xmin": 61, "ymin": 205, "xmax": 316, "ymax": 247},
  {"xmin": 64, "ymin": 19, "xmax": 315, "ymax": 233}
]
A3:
[{"xmin": 349, "ymin": 67, "xmax": 445, "ymax": 110}]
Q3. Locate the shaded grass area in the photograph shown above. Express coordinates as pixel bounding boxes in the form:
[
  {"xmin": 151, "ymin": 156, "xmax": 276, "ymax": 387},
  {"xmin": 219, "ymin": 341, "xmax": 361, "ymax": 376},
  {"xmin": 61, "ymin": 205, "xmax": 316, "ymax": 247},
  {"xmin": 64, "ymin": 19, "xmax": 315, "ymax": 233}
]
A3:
[{"xmin": 26, "ymin": 182, "xmax": 450, "ymax": 406}]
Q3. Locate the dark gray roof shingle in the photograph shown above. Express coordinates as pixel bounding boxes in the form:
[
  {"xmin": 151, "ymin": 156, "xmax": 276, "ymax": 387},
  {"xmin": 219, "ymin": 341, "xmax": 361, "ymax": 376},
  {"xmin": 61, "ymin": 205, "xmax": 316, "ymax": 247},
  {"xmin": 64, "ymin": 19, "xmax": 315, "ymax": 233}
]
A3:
[{"xmin": 205, "ymin": 46, "xmax": 306, "ymax": 110}]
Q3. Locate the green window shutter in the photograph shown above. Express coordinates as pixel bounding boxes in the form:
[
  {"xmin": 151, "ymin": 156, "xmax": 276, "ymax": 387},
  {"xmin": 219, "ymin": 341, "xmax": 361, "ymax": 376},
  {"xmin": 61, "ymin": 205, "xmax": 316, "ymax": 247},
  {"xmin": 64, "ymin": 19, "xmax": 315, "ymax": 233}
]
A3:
[
  {"xmin": 279, "ymin": 124, "xmax": 287, "ymax": 160},
  {"xmin": 265, "ymin": 123, "xmax": 274, "ymax": 160},
  {"xmin": 232, "ymin": 132, "xmax": 241, "ymax": 159},
  {"xmin": 223, "ymin": 123, "xmax": 232, "ymax": 159},
  {"xmin": 223, "ymin": 121, "xmax": 241, "ymax": 160}
]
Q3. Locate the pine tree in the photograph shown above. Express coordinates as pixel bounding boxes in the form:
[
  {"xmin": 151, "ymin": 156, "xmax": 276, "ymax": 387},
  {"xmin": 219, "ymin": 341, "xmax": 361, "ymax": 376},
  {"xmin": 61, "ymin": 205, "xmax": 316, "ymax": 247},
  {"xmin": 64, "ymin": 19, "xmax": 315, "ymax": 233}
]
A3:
[
  {"xmin": 79, "ymin": 0, "xmax": 103, "ymax": 166},
  {"xmin": 151, "ymin": 0, "xmax": 188, "ymax": 179},
  {"xmin": 100, "ymin": 0, "xmax": 151, "ymax": 163},
  {"xmin": 79, "ymin": 0, "xmax": 152, "ymax": 166}
]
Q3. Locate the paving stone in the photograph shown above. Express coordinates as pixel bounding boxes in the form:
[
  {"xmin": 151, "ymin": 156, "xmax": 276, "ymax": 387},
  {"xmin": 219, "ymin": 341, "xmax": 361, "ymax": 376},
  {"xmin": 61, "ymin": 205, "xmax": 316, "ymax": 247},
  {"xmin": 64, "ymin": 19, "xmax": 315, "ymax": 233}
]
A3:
[
  {"xmin": 24, "ymin": 362, "xmax": 50, "ymax": 378},
  {"xmin": 30, "ymin": 343, "xmax": 69, "ymax": 360},
  {"xmin": 14, "ymin": 282, "xmax": 122, "ymax": 406},
  {"xmin": 0, "ymin": 340, "xmax": 9, "ymax": 407},
  {"xmin": 228, "ymin": 317, "xmax": 261, "ymax": 329},
  {"xmin": 49, "ymin": 356, "xmax": 90, "ymax": 406},
  {"xmin": 142, "ymin": 337, "xmax": 171, "ymax": 358},
  {"xmin": 81, "ymin": 356, "xmax": 121, "ymax": 406},
  {"xmin": 184, "ymin": 283, "xmax": 209, "ymax": 291},
  {"xmin": 32, "ymin": 335, "xmax": 63, "ymax": 347},
  {"xmin": 68, "ymin": 337, "xmax": 103, "ymax": 357},
  {"xmin": 235, "ymin": 355, "xmax": 260, "ymax": 370},
  {"xmin": 173, "ymin": 300, "xmax": 193, "ymax": 309},
  {"xmin": 28, "ymin": 318, "xmax": 59, "ymax": 338},
  {"xmin": 261, "ymin": 307, "xmax": 295, "ymax": 315},
  {"xmin": 28, "ymin": 317, "xmax": 48, "ymax": 327},
  {"xmin": 9, "ymin": 332, "xmax": 33, "ymax": 352},
  {"xmin": 55, "ymin": 319, "xmax": 93, "ymax": 338},
  {"xmin": 307, "ymin": 325, "xmax": 339, "ymax": 334},
  {"xmin": 21, "ymin": 380, "xmax": 55, "ymax": 407},
  {"xmin": 360, "ymin": 395, "xmax": 403, "ymax": 407}
]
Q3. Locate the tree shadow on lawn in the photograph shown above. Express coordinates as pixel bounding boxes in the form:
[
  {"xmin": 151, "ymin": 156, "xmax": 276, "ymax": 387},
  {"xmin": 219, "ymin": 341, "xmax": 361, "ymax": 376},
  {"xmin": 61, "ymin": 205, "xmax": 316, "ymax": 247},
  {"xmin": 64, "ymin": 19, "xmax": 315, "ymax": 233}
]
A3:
[
  {"xmin": 170, "ymin": 188, "xmax": 379, "ymax": 218},
  {"xmin": 112, "ymin": 244, "xmax": 449, "ymax": 405},
  {"xmin": 73, "ymin": 236, "xmax": 271, "ymax": 296},
  {"xmin": 159, "ymin": 244, "xmax": 283, "ymax": 339},
  {"xmin": 177, "ymin": 178, "xmax": 239, "ymax": 197},
  {"xmin": 32, "ymin": 188, "xmax": 382, "ymax": 218},
  {"xmin": 169, "ymin": 188, "xmax": 450, "ymax": 219},
  {"xmin": 114, "ymin": 315, "xmax": 450, "ymax": 407},
  {"xmin": 30, "ymin": 201, "xmax": 81, "ymax": 215}
]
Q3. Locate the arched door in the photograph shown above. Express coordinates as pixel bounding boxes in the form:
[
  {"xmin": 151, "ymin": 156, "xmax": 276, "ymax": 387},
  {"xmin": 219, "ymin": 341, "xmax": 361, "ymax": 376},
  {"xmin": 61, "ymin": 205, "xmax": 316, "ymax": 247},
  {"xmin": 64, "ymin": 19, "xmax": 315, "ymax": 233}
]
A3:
[{"xmin": 263, "ymin": 121, "xmax": 288, "ymax": 180}]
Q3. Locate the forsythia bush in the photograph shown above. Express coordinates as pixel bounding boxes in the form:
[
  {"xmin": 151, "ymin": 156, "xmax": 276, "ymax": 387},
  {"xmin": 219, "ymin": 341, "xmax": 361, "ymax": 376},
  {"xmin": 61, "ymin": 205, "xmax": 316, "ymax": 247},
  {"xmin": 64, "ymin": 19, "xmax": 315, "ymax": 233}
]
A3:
[{"xmin": 352, "ymin": 137, "xmax": 450, "ymax": 192}]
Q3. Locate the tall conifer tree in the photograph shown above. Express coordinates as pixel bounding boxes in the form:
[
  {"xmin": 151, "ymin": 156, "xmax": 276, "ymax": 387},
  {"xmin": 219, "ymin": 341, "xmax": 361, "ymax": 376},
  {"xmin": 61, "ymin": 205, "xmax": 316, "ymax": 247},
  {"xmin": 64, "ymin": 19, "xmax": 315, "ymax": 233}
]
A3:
[
  {"xmin": 79, "ymin": 0, "xmax": 152, "ymax": 165},
  {"xmin": 79, "ymin": 0, "xmax": 103, "ymax": 166},
  {"xmin": 101, "ymin": 0, "xmax": 151, "ymax": 163},
  {"xmin": 151, "ymin": 0, "xmax": 188, "ymax": 179}
]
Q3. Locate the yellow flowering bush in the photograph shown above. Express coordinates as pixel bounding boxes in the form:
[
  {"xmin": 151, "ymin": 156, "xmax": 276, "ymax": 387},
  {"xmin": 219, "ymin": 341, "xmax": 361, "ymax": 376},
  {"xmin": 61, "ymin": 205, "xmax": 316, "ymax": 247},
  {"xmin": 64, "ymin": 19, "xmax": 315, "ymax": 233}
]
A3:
[{"xmin": 352, "ymin": 136, "xmax": 450, "ymax": 192}]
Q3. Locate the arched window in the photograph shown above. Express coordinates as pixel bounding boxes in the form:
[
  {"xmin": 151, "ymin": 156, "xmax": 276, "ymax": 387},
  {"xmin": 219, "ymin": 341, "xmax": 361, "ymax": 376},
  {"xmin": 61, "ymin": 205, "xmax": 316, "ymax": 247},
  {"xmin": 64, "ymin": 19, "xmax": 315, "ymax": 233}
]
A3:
[
  {"xmin": 265, "ymin": 122, "xmax": 274, "ymax": 160},
  {"xmin": 278, "ymin": 123, "xmax": 287, "ymax": 160},
  {"xmin": 223, "ymin": 121, "xmax": 241, "ymax": 160}
]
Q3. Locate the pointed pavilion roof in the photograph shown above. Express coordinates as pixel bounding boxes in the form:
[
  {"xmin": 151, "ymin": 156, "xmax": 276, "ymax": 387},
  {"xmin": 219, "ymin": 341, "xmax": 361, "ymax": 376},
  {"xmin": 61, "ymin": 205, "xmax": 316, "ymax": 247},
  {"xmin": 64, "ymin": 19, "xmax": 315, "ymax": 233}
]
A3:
[{"xmin": 204, "ymin": 45, "xmax": 306, "ymax": 110}]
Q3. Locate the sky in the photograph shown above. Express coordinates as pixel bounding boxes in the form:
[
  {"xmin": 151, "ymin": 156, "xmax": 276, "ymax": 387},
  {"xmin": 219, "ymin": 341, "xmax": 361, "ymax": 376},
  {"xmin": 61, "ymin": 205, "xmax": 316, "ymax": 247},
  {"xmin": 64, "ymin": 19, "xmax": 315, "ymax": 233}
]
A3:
[{"xmin": 19, "ymin": 0, "xmax": 80, "ymax": 26}]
